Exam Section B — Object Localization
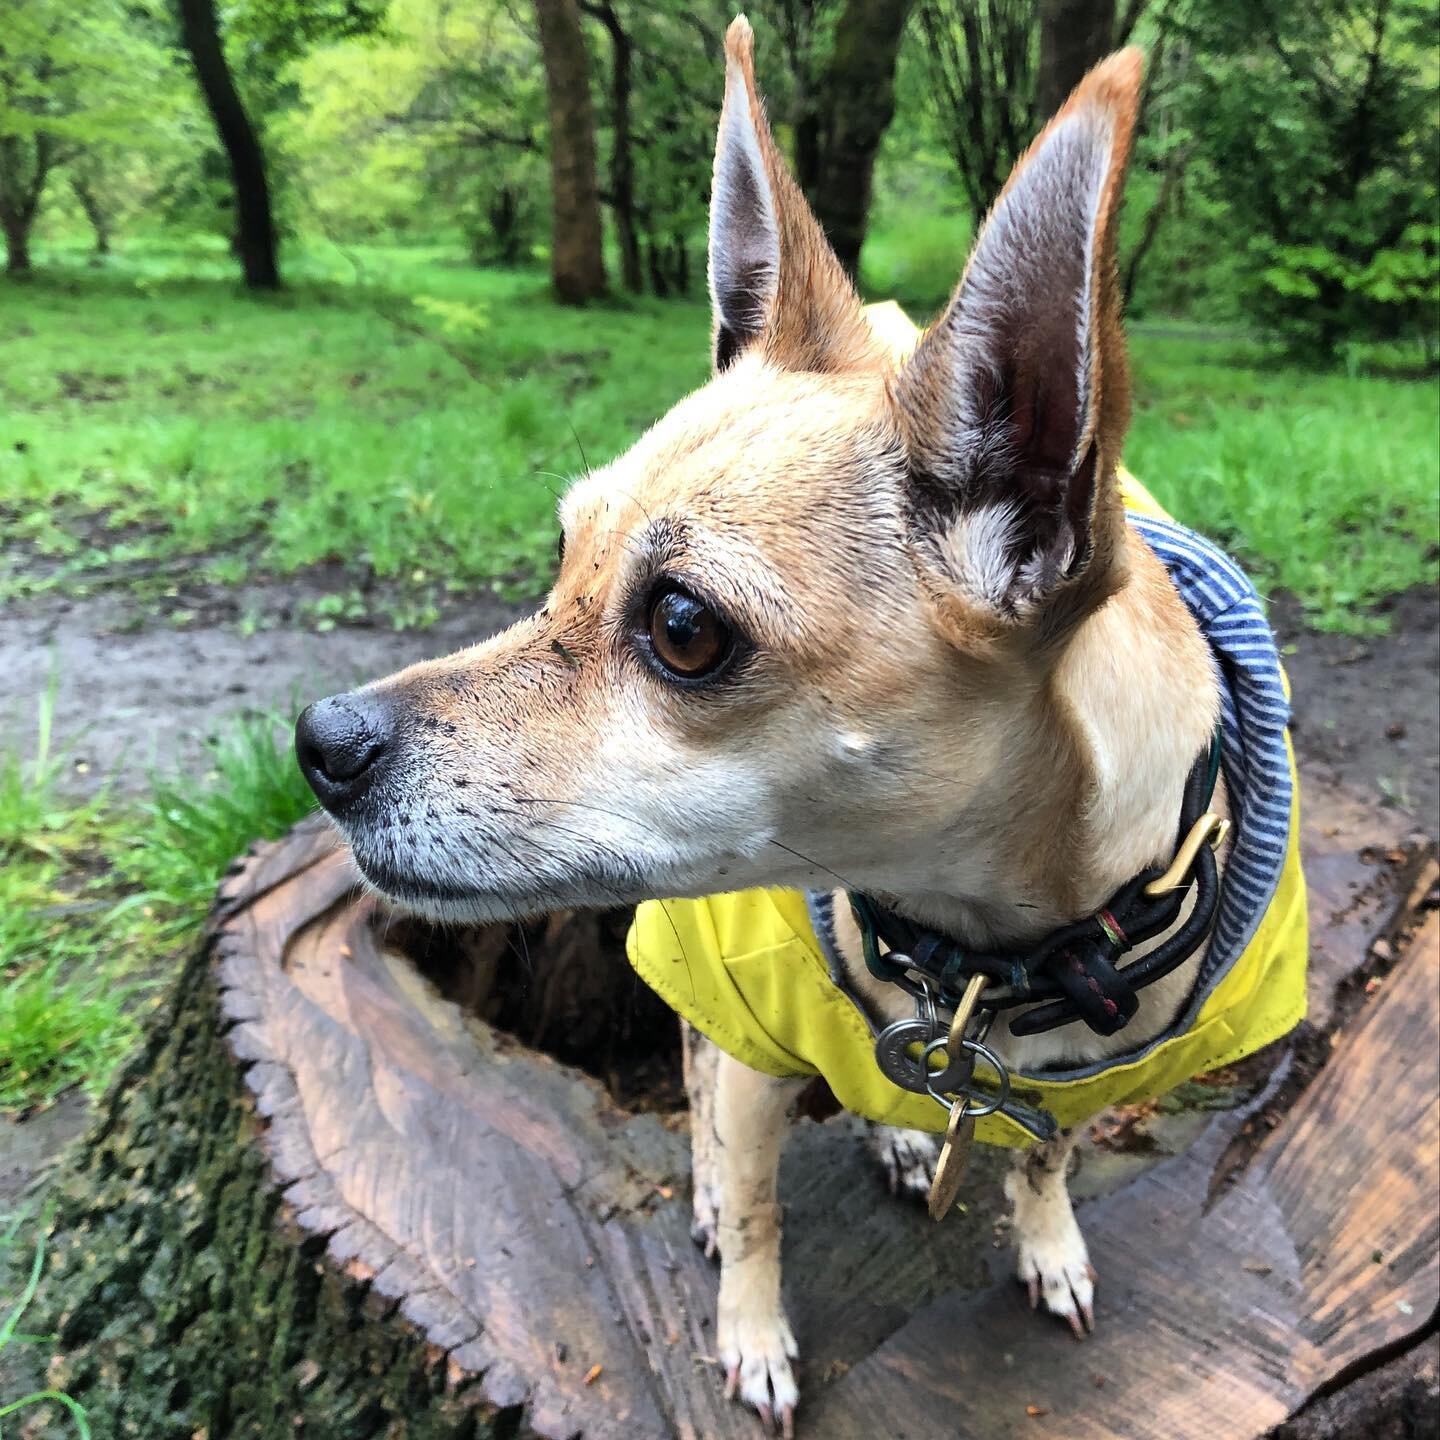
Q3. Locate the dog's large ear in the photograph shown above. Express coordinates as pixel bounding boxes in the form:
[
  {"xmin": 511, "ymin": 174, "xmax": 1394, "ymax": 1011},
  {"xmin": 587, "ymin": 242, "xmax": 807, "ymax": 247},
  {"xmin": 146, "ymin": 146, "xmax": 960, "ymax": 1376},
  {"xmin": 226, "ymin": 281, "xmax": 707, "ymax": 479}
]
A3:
[
  {"xmin": 895, "ymin": 50, "xmax": 1143, "ymax": 643},
  {"xmin": 708, "ymin": 16, "xmax": 878, "ymax": 374}
]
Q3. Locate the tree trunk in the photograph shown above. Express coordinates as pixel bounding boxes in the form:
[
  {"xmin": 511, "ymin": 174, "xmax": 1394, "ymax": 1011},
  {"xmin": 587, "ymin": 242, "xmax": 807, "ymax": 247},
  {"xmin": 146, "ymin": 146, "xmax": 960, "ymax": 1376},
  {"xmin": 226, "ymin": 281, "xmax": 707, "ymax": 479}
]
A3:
[
  {"xmin": 71, "ymin": 175, "xmax": 111, "ymax": 258},
  {"xmin": 175, "ymin": 0, "xmax": 280, "ymax": 291},
  {"xmin": 0, "ymin": 133, "xmax": 48, "ymax": 277},
  {"xmin": 586, "ymin": 0, "xmax": 642, "ymax": 295},
  {"xmin": 2, "ymin": 210, "xmax": 33, "ymax": 275},
  {"xmin": 808, "ymin": 0, "xmax": 914, "ymax": 280},
  {"xmin": 533, "ymin": 0, "xmax": 607, "ymax": 304},
  {"xmin": 1037, "ymin": 0, "xmax": 1117, "ymax": 118},
  {"xmin": 795, "ymin": 108, "xmax": 824, "ymax": 196},
  {"xmin": 1122, "ymin": 143, "xmax": 1190, "ymax": 305}
]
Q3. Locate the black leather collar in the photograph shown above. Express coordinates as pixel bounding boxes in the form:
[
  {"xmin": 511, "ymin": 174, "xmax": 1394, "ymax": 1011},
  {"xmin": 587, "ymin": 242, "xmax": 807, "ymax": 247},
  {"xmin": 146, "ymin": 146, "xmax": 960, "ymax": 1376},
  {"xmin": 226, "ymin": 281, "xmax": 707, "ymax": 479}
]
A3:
[{"xmin": 849, "ymin": 734, "xmax": 1225, "ymax": 1038}]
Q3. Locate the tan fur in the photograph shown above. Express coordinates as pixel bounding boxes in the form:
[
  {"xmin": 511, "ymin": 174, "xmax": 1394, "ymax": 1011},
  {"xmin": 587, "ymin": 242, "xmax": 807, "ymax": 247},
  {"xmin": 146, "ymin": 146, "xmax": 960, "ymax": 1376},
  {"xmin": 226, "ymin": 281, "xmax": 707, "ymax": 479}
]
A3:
[{"xmin": 311, "ymin": 25, "xmax": 1224, "ymax": 1432}]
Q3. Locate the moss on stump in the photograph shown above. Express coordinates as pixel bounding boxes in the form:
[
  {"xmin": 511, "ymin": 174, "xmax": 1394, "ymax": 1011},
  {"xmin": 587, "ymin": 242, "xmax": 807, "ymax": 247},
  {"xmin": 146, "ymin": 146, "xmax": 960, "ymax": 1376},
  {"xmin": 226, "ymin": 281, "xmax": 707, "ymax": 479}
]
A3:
[{"xmin": 35, "ymin": 943, "xmax": 504, "ymax": 1440}]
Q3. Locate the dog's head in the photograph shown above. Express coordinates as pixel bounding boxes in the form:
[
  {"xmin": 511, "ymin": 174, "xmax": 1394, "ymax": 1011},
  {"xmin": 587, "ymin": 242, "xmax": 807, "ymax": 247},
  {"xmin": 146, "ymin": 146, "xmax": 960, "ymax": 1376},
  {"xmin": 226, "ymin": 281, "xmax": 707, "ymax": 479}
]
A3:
[{"xmin": 297, "ymin": 20, "xmax": 1144, "ymax": 927}]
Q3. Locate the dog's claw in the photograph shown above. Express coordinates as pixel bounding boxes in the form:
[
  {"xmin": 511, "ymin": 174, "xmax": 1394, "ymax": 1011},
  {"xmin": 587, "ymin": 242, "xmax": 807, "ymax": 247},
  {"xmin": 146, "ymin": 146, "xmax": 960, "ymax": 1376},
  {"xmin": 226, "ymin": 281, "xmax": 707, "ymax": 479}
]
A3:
[
  {"xmin": 696, "ymin": 1227, "xmax": 718, "ymax": 1260},
  {"xmin": 692, "ymin": 1175, "xmax": 721, "ymax": 1262},
  {"xmin": 867, "ymin": 1126, "xmax": 940, "ymax": 1202},
  {"xmin": 691, "ymin": 1211, "xmax": 720, "ymax": 1262},
  {"xmin": 1015, "ymin": 1227, "xmax": 1096, "ymax": 1338},
  {"xmin": 718, "ymin": 1306, "xmax": 799, "ymax": 1434}
]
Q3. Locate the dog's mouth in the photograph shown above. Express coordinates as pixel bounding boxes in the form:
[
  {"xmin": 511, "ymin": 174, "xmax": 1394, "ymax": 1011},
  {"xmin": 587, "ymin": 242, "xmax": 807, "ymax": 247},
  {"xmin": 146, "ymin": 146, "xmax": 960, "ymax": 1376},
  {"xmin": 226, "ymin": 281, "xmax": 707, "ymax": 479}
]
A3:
[
  {"xmin": 354, "ymin": 855, "xmax": 566, "ymax": 924},
  {"xmin": 346, "ymin": 840, "xmax": 656, "ymax": 927}
]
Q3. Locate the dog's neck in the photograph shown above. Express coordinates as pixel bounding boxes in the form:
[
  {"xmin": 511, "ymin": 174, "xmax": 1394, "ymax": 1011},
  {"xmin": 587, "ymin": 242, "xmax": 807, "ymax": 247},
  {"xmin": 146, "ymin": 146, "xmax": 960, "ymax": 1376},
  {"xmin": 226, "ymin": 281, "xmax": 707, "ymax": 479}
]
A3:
[{"xmin": 858, "ymin": 534, "xmax": 1221, "ymax": 952}]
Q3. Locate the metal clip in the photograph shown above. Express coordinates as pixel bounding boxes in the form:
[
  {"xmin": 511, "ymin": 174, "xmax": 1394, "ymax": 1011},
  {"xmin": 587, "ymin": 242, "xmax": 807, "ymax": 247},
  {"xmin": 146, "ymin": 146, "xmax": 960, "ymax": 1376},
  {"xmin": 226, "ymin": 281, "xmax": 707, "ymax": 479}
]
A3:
[{"xmin": 1143, "ymin": 812, "xmax": 1230, "ymax": 897}]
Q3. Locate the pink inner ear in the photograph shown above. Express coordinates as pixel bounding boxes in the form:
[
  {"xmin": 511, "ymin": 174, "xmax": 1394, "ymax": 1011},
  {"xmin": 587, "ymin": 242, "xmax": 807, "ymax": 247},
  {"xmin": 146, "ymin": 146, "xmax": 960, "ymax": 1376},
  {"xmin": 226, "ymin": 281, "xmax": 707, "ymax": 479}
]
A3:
[
  {"xmin": 708, "ymin": 64, "xmax": 781, "ymax": 370},
  {"xmin": 704, "ymin": 20, "xmax": 882, "ymax": 378}
]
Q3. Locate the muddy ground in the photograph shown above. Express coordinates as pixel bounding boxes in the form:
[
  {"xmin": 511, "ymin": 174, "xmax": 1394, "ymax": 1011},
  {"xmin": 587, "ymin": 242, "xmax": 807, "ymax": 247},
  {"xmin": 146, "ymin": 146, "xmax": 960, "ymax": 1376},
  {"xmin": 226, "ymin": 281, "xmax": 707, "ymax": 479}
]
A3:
[{"xmin": 1, "ymin": 574, "xmax": 527, "ymax": 795}]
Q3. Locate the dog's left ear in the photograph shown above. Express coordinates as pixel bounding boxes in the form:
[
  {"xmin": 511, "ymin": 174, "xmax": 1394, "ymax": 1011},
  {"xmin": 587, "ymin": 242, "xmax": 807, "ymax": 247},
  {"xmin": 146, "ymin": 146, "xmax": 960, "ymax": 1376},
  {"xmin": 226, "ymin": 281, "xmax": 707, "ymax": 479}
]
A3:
[
  {"xmin": 708, "ymin": 16, "xmax": 879, "ymax": 375},
  {"xmin": 895, "ymin": 50, "xmax": 1143, "ymax": 644}
]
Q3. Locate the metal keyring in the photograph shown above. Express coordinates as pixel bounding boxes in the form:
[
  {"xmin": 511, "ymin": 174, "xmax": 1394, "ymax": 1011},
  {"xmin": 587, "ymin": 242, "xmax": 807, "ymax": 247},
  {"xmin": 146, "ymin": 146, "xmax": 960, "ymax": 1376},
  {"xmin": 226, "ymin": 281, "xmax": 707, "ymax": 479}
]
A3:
[
  {"xmin": 918, "ymin": 1036, "xmax": 978, "ymax": 1096},
  {"xmin": 927, "ymin": 1038, "xmax": 1012, "ymax": 1117}
]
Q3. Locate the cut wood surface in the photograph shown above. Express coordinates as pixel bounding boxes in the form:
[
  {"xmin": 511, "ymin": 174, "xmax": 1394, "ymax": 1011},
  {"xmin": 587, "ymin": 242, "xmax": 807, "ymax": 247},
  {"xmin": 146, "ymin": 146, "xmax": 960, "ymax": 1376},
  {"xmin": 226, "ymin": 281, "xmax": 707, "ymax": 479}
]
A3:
[{"xmin": 36, "ymin": 764, "xmax": 1436, "ymax": 1440}]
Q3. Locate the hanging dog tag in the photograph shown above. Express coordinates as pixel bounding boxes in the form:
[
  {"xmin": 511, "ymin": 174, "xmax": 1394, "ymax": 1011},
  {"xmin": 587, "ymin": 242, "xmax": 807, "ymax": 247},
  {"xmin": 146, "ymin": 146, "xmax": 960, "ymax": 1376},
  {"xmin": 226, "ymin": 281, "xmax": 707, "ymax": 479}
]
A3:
[
  {"xmin": 926, "ymin": 974, "xmax": 988, "ymax": 1221},
  {"xmin": 928, "ymin": 1098, "xmax": 975, "ymax": 1221}
]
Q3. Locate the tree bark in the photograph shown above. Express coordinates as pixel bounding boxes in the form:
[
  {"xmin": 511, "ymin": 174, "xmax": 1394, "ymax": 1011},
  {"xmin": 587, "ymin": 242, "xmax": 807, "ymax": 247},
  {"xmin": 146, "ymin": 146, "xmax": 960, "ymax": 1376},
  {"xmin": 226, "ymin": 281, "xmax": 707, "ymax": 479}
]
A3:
[
  {"xmin": 533, "ymin": 0, "xmax": 607, "ymax": 304},
  {"xmin": 0, "ymin": 133, "xmax": 50, "ymax": 276},
  {"xmin": 808, "ymin": 0, "xmax": 914, "ymax": 279},
  {"xmin": 584, "ymin": 0, "xmax": 642, "ymax": 295},
  {"xmin": 1037, "ymin": 0, "xmax": 1117, "ymax": 119},
  {"xmin": 2, "ymin": 210, "xmax": 32, "ymax": 274},
  {"xmin": 28, "ymin": 797, "xmax": 1439, "ymax": 1440},
  {"xmin": 174, "ymin": 0, "xmax": 280, "ymax": 290},
  {"xmin": 71, "ymin": 174, "xmax": 111, "ymax": 257}
]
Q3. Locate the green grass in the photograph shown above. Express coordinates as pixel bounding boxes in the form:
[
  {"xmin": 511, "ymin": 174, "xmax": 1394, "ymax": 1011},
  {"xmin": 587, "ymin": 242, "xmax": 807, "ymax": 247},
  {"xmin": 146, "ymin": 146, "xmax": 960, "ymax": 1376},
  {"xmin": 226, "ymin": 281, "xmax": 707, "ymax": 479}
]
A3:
[
  {"xmin": 0, "ymin": 236, "xmax": 710, "ymax": 621},
  {"xmin": 0, "ymin": 239, "xmax": 1435, "ymax": 634},
  {"xmin": 1128, "ymin": 327, "xmax": 1439, "ymax": 630},
  {"xmin": 0, "ymin": 693, "xmax": 314, "ymax": 1114}
]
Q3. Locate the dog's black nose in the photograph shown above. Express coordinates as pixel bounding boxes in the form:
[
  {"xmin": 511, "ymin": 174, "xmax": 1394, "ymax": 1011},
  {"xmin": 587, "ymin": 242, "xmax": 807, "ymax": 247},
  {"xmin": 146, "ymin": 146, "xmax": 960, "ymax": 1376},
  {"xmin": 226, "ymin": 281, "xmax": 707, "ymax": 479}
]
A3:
[{"xmin": 295, "ymin": 692, "xmax": 392, "ymax": 812}]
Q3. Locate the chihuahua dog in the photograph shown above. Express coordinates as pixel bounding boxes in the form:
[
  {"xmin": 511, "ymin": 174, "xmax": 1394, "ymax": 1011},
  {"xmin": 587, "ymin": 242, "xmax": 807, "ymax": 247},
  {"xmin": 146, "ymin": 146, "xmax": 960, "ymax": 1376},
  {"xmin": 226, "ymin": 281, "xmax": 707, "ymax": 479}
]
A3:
[{"xmin": 296, "ymin": 20, "xmax": 1263, "ymax": 1435}]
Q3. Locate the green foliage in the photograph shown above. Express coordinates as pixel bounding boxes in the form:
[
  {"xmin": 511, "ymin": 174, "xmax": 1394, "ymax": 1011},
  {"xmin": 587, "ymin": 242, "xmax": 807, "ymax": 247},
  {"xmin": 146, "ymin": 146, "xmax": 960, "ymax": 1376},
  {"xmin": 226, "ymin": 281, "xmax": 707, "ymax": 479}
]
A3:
[
  {"xmin": 278, "ymin": 0, "xmax": 548, "ymax": 258},
  {"xmin": 1127, "ymin": 328, "xmax": 1440, "ymax": 628},
  {"xmin": 3, "ymin": 242, "xmax": 1435, "ymax": 638},
  {"xmin": 117, "ymin": 713, "xmax": 316, "ymax": 928},
  {"xmin": 0, "ymin": 240, "xmax": 710, "ymax": 608},
  {"xmin": 0, "ymin": 694, "xmax": 138, "ymax": 1112},
  {"xmin": 0, "ymin": 0, "xmax": 202, "ymax": 267},
  {"xmin": 1174, "ymin": 0, "xmax": 1440, "ymax": 357}
]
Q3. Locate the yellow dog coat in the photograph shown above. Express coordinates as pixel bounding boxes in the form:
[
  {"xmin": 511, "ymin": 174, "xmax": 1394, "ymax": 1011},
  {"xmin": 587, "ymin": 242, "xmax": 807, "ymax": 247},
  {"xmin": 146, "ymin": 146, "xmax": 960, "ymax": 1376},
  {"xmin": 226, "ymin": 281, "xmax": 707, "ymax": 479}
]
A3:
[{"xmin": 626, "ymin": 475, "xmax": 1308, "ymax": 1148}]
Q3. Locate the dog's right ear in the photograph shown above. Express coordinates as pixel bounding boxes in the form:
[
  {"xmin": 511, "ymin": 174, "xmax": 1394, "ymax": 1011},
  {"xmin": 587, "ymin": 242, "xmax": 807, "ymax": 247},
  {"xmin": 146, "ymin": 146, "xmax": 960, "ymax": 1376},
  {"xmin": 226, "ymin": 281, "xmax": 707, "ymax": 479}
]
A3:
[
  {"xmin": 708, "ymin": 16, "xmax": 877, "ymax": 375},
  {"xmin": 893, "ymin": 50, "xmax": 1143, "ymax": 651}
]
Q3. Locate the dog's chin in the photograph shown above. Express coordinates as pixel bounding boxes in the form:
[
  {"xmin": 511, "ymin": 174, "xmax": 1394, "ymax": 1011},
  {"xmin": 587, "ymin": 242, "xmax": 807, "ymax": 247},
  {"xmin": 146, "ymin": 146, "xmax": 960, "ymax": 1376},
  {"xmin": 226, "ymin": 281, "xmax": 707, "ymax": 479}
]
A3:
[{"xmin": 347, "ymin": 850, "xmax": 635, "ymax": 926}]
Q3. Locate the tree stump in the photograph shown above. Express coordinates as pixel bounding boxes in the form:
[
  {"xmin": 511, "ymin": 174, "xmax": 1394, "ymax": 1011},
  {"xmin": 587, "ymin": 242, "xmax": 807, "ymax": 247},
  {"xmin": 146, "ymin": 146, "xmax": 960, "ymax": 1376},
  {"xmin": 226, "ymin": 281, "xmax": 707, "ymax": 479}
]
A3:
[{"xmin": 34, "ymin": 776, "xmax": 1439, "ymax": 1440}]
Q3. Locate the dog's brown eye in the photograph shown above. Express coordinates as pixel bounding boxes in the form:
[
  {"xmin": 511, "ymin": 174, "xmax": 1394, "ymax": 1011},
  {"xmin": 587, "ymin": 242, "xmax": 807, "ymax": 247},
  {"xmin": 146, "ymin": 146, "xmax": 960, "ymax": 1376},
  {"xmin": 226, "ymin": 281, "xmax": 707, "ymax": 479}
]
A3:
[{"xmin": 647, "ymin": 586, "xmax": 731, "ymax": 679}]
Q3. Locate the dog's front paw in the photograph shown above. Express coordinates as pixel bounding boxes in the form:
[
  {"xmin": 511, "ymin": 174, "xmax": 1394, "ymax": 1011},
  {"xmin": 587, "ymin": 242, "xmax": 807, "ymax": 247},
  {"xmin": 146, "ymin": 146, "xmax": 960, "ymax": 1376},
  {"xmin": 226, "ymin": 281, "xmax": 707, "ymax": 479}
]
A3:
[
  {"xmin": 866, "ymin": 1125, "xmax": 940, "ymax": 1200},
  {"xmin": 1012, "ymin": 1212, "xmax": 1095, "ymax": 1338},
  {"xmin": 718, "ymin": 1301, "xmax": 799, "ymax": 1436}
]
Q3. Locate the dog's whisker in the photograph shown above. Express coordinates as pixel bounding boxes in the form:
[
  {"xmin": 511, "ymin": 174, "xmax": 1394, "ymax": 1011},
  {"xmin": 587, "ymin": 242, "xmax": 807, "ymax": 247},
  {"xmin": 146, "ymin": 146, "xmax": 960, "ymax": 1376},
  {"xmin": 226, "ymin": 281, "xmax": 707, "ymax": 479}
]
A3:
[
  {"xmin": 566, "ymin": 418, "xmax": 592, "ymax": 477},
  {"xmin": 763, "ymin": 837, "xmax": 862, "ymax": 894}
]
